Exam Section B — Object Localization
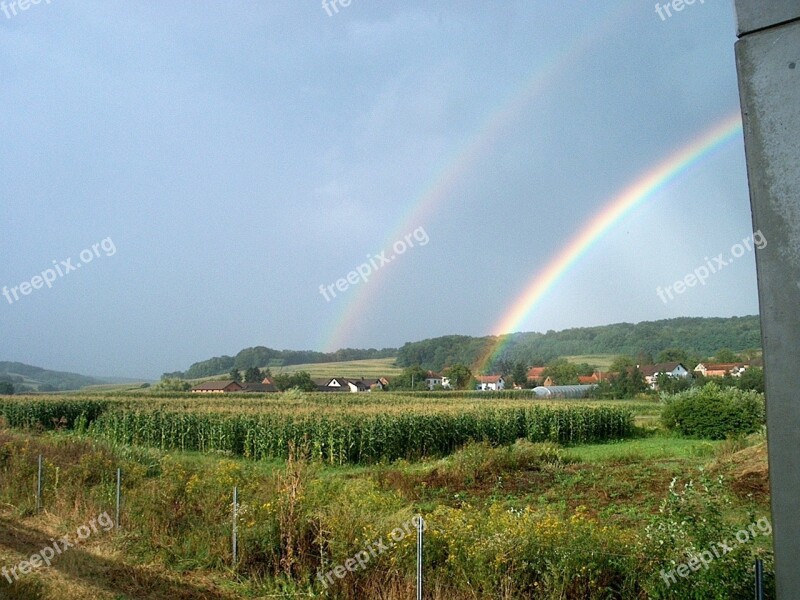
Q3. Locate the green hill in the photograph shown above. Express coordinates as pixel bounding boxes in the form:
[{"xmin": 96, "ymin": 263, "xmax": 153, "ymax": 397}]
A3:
[
  {"xmin": 0, "ymin": 361, "xmax": 103, "ymax": 392},
  {"xmin": 395, "ymin": 316, "xmax": 762, "ymax": 373},
  {"xmin": 187, "ymin": 357, "xmax": 402, "ymax": 384}
]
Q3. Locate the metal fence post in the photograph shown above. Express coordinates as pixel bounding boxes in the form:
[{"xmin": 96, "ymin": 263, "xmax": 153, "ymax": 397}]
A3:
[
  {"xmin": 755, "ymin": 558, "xmax": 764, "ymax": 600},
  {"xmin": 232, "ymin": 486, "xmax": 239, "ymax": 567},
  {"xmin": 416, "ymin": 514, "xmax": 424, "ymax": 600},
  {"xmin": 115, "ymin": 468, "xmax": 122, "ymax": 529},
  {"xmin": 36, "ymin": 454, "xmax": 42, "ymax": 512}
]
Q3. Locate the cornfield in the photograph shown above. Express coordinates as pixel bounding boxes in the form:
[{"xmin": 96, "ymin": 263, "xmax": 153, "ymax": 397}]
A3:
[{"xmin": 0, "ymin": 394, "xmax": 634, "ymax": 464}]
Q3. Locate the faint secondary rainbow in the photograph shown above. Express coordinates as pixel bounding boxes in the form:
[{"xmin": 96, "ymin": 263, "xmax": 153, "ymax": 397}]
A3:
[
  {"xmin": 320, "ymin": 2, "xmax": 638, "ymax": 352},
  {"xmin": 474, "ymin": 111, "xmax": 744, "ymax": 374}
]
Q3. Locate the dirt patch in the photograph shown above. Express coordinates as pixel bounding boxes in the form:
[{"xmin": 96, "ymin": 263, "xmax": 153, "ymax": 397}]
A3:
[{"xmin": 717, "ymin": 442, "xmax": 770, "ymax": 501}]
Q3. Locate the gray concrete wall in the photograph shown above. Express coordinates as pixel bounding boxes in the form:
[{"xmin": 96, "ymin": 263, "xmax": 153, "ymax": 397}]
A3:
[
  {"xmin": 735, "ymin": 0, "xmax": 800, "ymax": 35},
  {"xmin": 734, "ymin": 2, "xmax": 800, "ymax": 597}
]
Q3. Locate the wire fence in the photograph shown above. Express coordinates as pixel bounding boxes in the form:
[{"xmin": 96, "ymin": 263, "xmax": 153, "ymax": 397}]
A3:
[{"xmin": 14, "ymin": 452, "xmax": 771, "ymax": 599}]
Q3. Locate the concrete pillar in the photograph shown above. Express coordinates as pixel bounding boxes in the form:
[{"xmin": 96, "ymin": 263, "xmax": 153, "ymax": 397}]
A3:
[{"xmin": 734, "ymin": 2, "xmax": 800, "ymax": 597}]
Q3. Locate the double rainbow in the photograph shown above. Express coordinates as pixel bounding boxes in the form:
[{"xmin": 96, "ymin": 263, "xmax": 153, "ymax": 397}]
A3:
[{"xmin": 320, "ymin": 2, "xmax": 637, "ymax": 352}]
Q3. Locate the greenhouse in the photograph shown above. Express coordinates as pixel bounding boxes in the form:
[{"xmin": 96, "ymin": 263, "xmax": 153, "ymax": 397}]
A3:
[{"xmin": 532, "ymin": 385, "xmax": 597, "ymax": 399}]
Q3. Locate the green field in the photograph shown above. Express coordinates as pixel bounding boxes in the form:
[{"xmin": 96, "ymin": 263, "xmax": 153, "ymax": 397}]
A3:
[
  {"xmin": 564, "ymin": 354, "xmax": 618, "ymax": 370},
  {"xmin": 183, "ymin": 356, "xmax": 402, "ymax": 383},
  {"xmin": 0, "ymin": 391, "xmax": 772, "ymax": 599},
  {"xmin": 272, "ymin": 356, "xmax": 402, "ymax": 378}
]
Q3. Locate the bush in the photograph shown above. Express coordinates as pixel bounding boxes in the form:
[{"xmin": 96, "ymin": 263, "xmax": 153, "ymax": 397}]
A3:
[{"xmin": 660, "ymin": 383, "xmax": 764, "ymax": 439}]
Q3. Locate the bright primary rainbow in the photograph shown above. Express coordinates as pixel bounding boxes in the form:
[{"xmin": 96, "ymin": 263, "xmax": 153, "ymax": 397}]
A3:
[{"xmin": 472, "ymin": 111, "xmax": 744, "ymax": 374}]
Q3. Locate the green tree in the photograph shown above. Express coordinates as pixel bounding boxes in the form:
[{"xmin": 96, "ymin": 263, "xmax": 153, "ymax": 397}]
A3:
[
  {"xmin": 575, "ymin": 362, "xmax": 595, "ymax": 376},
  {"xmin": 155, "ymin": 378, "xmax": 191, "ymax": 392},
  {"xmin": 715, "ymin": 348, "xmax": 740, "ymax": 363},
  {"xmin": 655, "ymin": 372, "xmax": 692, "ymax": 394},
  {"xmin": 737, "ymin": 367, "xmax": 764, "ymax": 393},
  {"xmin": 244, "ymin": 366, "xmax": 262, "ymax": 383},
  {"xmin": 608, "ymin": 355, "xmax": 635, "ymax": 373},
  {"xmin": 0, "ymin": 381, "xmax": 14, "ymax": 395},
  {"xmin": 511, "ymin": 362, "xmax": 529, "ymax": 388},
  {"xmin": 493, "ymin": 358, "xmax": 516, "ymax": 377},
  {"xmin": 289, "ymin": 371, "xmax": 317, "ymax": 392},
  {"xmin": 392, "ymin": 365, "xmax": 429, "ymax": 391},
  {"xmin": 609, "ymin": 367, "xmax": 647, "ymax": 398},
  {"xmin": 443, "ymin": 364, "xmax": 472, "ymax": 390},
  {"xmin": 542, "ymin": 360, "xmax": 579, "ymax": 385},
  {"xmin": 657, "ymin": 348, "xmax": 690, "ymax": 365},
  {"xmin": 273, "ymin": 371, "xmax": 317, "ymax": 392},
  {"xmin": 229, "ymin": 368, "xmax": 241, "ymax": 382}
]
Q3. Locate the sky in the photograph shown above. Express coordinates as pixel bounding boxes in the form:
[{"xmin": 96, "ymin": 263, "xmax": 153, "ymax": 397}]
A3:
[{"xmin": 0, "ymin": 1, "xmax": 759, "ymax": 379}]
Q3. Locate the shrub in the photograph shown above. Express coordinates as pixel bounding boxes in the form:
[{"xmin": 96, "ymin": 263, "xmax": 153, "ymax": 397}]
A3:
[{"xmin": 660, "ymin": 383, "xmax": 764, "ymax": 439}]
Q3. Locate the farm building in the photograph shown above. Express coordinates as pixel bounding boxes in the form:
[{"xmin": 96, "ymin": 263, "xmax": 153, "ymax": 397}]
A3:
[
  {"xmin": 191, "ymin": 380, "xmax": 244, "ymax": 393},
  {"xmin": 315, "ymin": 377, "xmax": 372, "ymax": 392},
  {"xmin": 694, "ymin": 363, "xmax": 749, "ymax": 378}
]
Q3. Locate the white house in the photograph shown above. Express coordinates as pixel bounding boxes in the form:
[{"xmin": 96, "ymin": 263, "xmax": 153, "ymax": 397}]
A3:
[
  {"xmin": 424, "ymin": 371, "xmax": 443, "ymax": 390},
  {"xmin": 476, "ymin": 375, "xmax": 505, "ymax": 391},
  {"xmin": 639, "ymin": 363, "xmax": 690, "ymax": 389},
  {"xmin": 317, "ymin": 377, "xmax": 370, "ymax": 392}
]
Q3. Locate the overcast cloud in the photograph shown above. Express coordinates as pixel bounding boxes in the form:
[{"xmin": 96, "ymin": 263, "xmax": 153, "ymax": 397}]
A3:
[{"xmin": 0, "ymin": 1, "xmax": 756, "ymax": 378}]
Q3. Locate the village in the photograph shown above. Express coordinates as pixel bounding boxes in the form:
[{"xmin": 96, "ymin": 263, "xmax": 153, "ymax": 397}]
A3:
[{"xmin": 189, "ymin": 360, "xmax": 756, "ymax": 394}]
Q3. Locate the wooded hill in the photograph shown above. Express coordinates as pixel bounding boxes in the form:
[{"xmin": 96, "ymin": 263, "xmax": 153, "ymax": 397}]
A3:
[
  {"xmin": 0, "ymin": 361, "xmax": 104, "ymax": 392},
  {"xmin": 166, "ymin": 315, "xmax": 760, "ymax": 379},
  {"xmin": 396, "ymin": 316, "xmax": 761, "ymax": 373}
]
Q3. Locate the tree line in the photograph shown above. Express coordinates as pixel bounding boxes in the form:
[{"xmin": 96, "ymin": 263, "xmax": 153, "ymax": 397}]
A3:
[
  {"xmin": 163, "ymin": 346, "xmax": 397, "ymax": 380},
  {"xmin": 396, "ymin": 316, "xmax": 761, "ymax": 373}
]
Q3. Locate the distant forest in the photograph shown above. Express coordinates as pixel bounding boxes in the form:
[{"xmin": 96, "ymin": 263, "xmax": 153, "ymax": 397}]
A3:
[
  {"xmin": 396, "ymin": 316, "xmax": 762, "ymax": 373},
  {"xmin": 165, "ymin": 316, "xmax": 761, "ymax": 379},
  {"xmin": 164, "ymin": 347, "xmax": 397, "ymax": 380}
]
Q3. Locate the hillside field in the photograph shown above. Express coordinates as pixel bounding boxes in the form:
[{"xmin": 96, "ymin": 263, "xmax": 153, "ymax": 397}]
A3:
[
  {"xmin": 270, "ymin": 356, "xmax": 402, "ymax": 379},
  {"xmin": 563, "ymin": 354, "xmax": 617, "ymax": 370}
]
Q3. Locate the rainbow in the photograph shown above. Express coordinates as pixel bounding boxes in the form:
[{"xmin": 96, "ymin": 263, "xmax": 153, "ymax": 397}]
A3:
[
  {"xmin": 473, "ymin": 111, "xmax": 744, "ymax": 374},
  {"xmin": 320, "ymin": 2, "xmax": 638, "ymax": 352}
]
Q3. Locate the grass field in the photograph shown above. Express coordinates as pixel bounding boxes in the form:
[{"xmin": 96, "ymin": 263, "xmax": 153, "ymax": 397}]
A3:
[
  {"xmin": 564, "ymin": 354, "xmax": 618, "ymax": 370},
  {"xmin": 0, "ymin": 391, "xmax": 772, "ymax": 599},
  {"xmin": 273, "ymin": 356, "xmax": 401, "ymax": 378},
  {"xmin": 183, "ymin": 357, "xmax": 402, "ymax": 383}
]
